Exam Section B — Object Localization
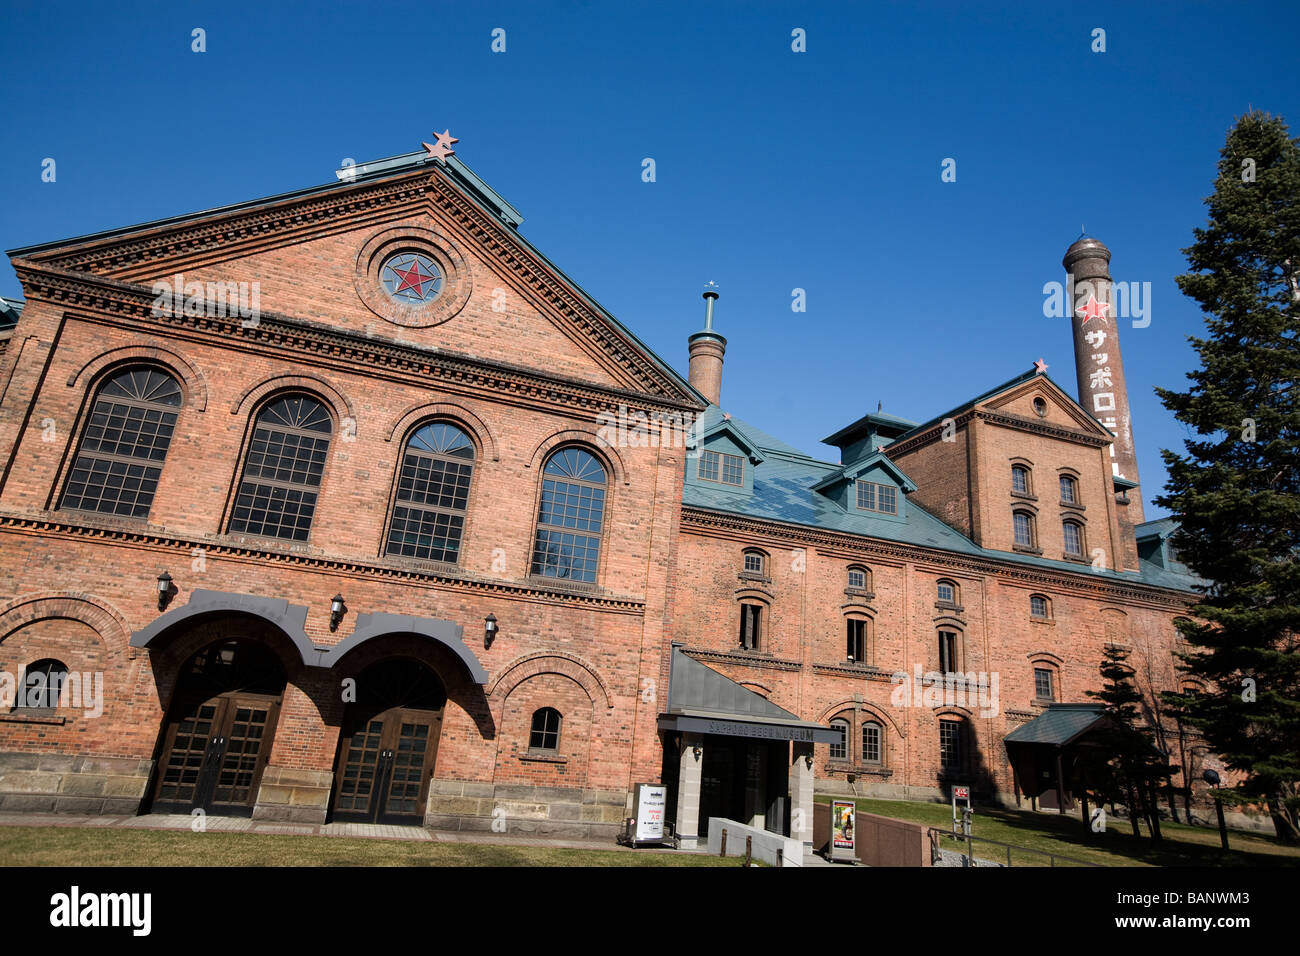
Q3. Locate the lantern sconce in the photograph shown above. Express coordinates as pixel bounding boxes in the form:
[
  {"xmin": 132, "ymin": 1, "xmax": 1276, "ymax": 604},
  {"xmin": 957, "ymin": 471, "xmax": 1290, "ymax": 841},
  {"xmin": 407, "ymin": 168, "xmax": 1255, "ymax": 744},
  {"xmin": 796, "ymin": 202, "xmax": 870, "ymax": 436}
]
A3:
[
  {"xmin": 692, "ymin": 744, "xmax": 703, "ymax": 760},
  {"xmin": 484, "ymin": 612, "xmax": 499, "ymax": 648},
  {"xmin": 329, "ymin": 594, "xmax": 346, "ymax": 632},
  {"xmin": 157, "ymin": 571, "xmax": 174, "ymax": 612},
  {"xmin": 804, "ymin": 754, "xmax": 814, "ymax": 770}
]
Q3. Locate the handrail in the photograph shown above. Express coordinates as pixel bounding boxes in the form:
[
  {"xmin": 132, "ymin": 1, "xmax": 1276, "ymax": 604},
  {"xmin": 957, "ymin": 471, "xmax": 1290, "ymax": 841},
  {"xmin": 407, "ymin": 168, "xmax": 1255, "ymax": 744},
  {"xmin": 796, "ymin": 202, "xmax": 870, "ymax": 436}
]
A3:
[{"xmin": 929, "ymin": 827, "xmax": 1102, "ymax": 867}]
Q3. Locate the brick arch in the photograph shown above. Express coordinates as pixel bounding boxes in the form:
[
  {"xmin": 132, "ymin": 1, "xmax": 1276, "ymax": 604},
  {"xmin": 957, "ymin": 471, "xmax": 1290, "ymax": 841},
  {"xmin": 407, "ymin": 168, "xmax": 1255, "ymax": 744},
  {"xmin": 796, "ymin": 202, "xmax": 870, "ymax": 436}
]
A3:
[
  {"xmin": 817, "ymin": 698, "xmax": 905, "ymax": 738},
  {"xmin": 526, "ymin": 428, "xmax": 629, "ymax": 486},
  {"xmin": 0, "ymin": 592, "xmax": 130, "ymax": 652},
  {"xmin": 487, "ymin": 651, "xmax": 614, "ymax": 709},
  {"xmin": 67, "ymin": 344, "xmax": 209, "ymax": 411},
  {"xmin": 738, "ymin": 680, "xmax": 772, "ymax": 697},
  {"xmin": 229, "ymin": 373, "xmax": 355, "ymax": 429},
  {"xmin": 935, "ymin": 705, "xmax": 976, "ymax": 720},
  {"xmin": 384, "ymin": 400, "xmax": 499, "ymax": 461}
]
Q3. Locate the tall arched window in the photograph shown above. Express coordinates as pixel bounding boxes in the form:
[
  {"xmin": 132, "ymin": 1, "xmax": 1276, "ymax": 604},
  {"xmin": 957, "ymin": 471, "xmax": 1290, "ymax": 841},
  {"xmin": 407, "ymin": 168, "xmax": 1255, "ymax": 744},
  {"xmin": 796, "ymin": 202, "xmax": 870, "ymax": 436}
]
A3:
[
  {"xmin": 386, "ymin": 422, "xmax": 475, "ymax": 563},
  {"xmin": 1013, "ymin": 510, "xmax": 1036, "ymax": 549},
  {"xmin": 1011, "ymin": 465, "xmax": 1031, "ymax": 496},
  {"xmin": 1063, "ymin": 519, "xmax": 1085, "ymax": 558},
  {"xmin": 59, "ymin": 366, "xmax": 182, "ymax": 518},
  {"xmin": 861, "ymin": 721, "xmax": 883, "ymax": 765},
  {"xmin": 530, "ymin": 447, "xmax": 606, "ymax": 583},
  {"xmin": 229, "ymin": 394, "xmax": 332, "ymax": 542}
]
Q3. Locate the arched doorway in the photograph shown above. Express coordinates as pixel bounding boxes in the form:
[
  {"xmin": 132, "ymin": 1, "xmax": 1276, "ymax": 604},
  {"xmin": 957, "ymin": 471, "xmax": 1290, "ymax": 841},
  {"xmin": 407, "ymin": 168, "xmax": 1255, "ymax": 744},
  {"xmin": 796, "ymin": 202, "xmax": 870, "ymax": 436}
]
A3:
[
  {"xmin": 150, "ymin": 637, "xmax": 287, "ymax": 816},
  {"xmin": 330, "ymin": 657, "xmax": 446, "ymax": 825}
]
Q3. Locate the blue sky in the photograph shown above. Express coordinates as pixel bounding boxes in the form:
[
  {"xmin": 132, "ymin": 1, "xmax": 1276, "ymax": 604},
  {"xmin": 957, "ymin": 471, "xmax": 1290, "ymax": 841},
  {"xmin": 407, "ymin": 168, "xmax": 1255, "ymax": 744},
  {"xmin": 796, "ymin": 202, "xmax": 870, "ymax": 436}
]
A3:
[{"xmin": 2, "ymin": 0, "xmax": 1297, "ymax": 518}]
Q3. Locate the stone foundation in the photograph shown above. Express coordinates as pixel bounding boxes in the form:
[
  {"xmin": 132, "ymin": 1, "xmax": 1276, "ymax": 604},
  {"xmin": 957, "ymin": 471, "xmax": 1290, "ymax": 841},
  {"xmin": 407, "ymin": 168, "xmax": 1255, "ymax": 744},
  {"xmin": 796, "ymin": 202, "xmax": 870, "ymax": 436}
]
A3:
[
  {"xmin": 425, "ymin": 780, "xmax": 630, "ymax": 840},
  {"xmin": 252, "ymin": 767, "xmax": 333, "ymax": 824},
  {"xmin": 0, "ymin": 752, "xmax": 152, "ymax": 814}
]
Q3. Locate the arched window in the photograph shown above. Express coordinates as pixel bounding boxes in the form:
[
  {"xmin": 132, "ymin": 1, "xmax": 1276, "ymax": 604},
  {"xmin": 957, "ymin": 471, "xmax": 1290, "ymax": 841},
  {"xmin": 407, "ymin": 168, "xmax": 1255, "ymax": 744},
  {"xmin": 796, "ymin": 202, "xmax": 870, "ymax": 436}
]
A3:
[
  {"xmin": 59, "ymin": 366, "xmax": 182, "ymax": 518},
  {"xmin": 1030, "ymin": 594, "xmax": 1051, "ymax": 619},
  {"xmin": 846, "ymin": 617, "xmax": 869, "ymax": 664},
  {"xmin": 741, "ymin": 548, "xmax": 768, "ymax": 576},
  {"xmin": 936, "ymin": 579, "xmax": 960, "ymax": 605},
  {"xmin": 229, "ymin": 394, "xmax": 333, "ymax": 542},
  {"xmin": 529, "ymin": 707, "xmax": 562, "ymax": 751},
  {"xmin": 1033, "ymin": 664, "xmax": 1057, "ymax": 701},
  {"xmin": 938, "ymin": 629, "xmax": 963, "ymax": 673},
  {"xmin": 829, "ymin": 718, "xmax": 849, "ymax": 761},
  {"xmin": 1011, "ymin": 465, "xmax": 1031, "ymax": 496},
  {"xmin": 861, "ymin": 721, "xmax": 882, "ymax": 765},
  {"xmin": 1059, "ymin": 475, "xmax": 1079, "ymax": 504},
  {"xmin": 530, "ymin": 447, "xmax": 607, "ymax": 583},
  {"xmin": 1013, "ymin": 510, "xmax": 1036, "ymax": 549},
  {"xmin": 14, "ymin": 658, "xmax": 69, "ymax": 712},
  {"xmin": 739, "ymin": 603, "xmax": 764, "ymax": 651},
  {"xmin": 1063, "ymin": 520, "xmax": 1085, "ymax": 558},
  {"xmin": 847, "ymin": 565, "xmax": 871, "ymax": 591},
  {"xmin": 386, "ymin": 422, "xmax": 475, "ymax": 563}
]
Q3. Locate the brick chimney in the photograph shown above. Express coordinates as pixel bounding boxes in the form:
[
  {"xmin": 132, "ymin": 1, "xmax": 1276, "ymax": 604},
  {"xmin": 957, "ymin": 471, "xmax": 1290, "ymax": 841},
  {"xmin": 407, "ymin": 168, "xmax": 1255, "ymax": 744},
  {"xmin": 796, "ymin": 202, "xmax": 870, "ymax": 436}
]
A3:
[
  {"xmin": 1064, "ymin": 237, "xmax": 1144, "ymax": 572},
  {"xmin": 688, "ymin": 282, "xmax": 726, "ymax": 406}
]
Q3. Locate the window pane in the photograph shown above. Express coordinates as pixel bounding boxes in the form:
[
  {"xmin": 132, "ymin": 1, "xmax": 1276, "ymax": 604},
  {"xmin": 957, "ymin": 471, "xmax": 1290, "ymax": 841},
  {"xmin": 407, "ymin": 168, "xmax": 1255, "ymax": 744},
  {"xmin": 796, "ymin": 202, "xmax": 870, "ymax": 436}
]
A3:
[
  {"xmin": 1030, "ymin": 595, "xmax": 1048, "ymax": 617},
  {"xmin": 1014, "ymin": 513, "xmax": 1034, "ymax": 547},
  {"xmin": 1060, "ymin": 476, "xmax": 1076, "ymax": 503},
  {"xmin": 698, "ymin": 450, "xmax": 720, "ymax": 482},
  {"xmin": 1035, "ymin": 668, "xmax": 1054, "ymax": 699},
  {"xmin": 877, "ymin": 485, "xmax": 897, "ymax": 514},
  {"xmin": 862, "ymin": 724, "xmax": 881, "ymax": 763},
  {"xmin": 1063, "ymin": 522, "xmax": 1082, "ymax": 556},
  {"xmin": 856, "ymin": 480, "xmax": 874, "ymax": 511},
  {"xmin": 830, "ymin": 720, "xmax": 847, "ymax": 760},
  {"xmin": 940, "ymin": 721, "xmax": 962, "ymax": 769},
  {"xmin": 229, "ymin": 395, "xmax": 331, "ymax": 541},
  {"xmin": 1012, "ymin": 467, "xmax": 1027, "ymax": 494}
]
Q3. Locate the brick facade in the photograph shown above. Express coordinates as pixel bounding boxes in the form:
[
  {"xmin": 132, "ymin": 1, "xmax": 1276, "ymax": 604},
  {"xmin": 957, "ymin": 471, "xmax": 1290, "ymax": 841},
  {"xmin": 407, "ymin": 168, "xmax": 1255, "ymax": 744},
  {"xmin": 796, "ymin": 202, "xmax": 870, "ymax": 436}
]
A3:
[{"xmin": 0, "ymin": 151, "xmax": 1215, "ymax": 837}]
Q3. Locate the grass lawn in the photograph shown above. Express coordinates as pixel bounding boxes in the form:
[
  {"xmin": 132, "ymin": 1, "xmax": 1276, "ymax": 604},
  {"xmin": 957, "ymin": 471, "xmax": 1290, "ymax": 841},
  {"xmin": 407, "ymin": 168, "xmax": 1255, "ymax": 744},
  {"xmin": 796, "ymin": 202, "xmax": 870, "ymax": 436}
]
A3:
[
  {"xmin": 817, "ymin": 795, "xmax": 1300, "ymax": 867},
  {"xmin": 0, "ymin": 826, "xmax": 739, "ymax": 867}
]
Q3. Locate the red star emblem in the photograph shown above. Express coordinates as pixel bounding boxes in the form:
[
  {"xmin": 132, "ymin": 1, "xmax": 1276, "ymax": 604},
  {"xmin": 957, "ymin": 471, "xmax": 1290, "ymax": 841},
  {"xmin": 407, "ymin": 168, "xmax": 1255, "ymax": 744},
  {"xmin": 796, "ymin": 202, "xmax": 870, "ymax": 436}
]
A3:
[
  {"xmin": 391, "ymin": 258, "xmax": 434, "ymax": 298},
  {"xmin": 1034, "ymin": 358, "xmax": 1049, "ymax": 374},
  {"xmin": 422, "ymin": 129, "xmax": 458, "ymax": 163},
  {"xmin": 1075, "ymin": 294, "xmax": 1110, "ymax": 325}
]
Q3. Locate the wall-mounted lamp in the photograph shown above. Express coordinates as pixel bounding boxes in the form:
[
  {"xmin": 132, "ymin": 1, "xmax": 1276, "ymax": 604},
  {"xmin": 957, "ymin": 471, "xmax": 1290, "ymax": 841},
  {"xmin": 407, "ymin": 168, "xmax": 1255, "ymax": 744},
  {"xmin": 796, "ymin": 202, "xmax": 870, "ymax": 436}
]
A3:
[
  {"xmin": 804, "ymin": 754, "xmax": 814, "ymax": 770},
  {"xmin": 692, "ymin": 745, "xmax": 702, "ymax": 760},
  {"xmin": 329, "ymin": 594, "xmax": 346, "ymax": 632},
  {"xmin": 484, "ymin": 612, "xmax": 499, "ymax": 648},
  {"xmin": 156, "ymin": 571, "xmax": 174, "ymax": 612}
]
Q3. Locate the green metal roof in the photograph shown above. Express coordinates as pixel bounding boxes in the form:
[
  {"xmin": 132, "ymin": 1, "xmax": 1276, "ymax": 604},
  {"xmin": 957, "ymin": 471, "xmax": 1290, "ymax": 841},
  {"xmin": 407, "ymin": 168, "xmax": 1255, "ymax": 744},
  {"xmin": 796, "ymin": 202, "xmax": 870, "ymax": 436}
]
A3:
[
  {"xmin": 1003, "ymin": 704, "xmax": 1107, "ymax": 746},
  {"xmin": 0, "ymin": 296, "xmax": 21, "ymax": 330}
]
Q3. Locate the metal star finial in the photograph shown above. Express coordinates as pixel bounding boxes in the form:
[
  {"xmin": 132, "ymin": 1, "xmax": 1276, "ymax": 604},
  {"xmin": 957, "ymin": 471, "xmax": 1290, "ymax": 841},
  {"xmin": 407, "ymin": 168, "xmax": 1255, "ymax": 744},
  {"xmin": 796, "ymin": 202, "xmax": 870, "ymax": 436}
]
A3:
[
  {"xmin": 1034, "ymin": 358, "xmax": 1049, "ymax": 374},
  {"xmin": 423, "ymin": 129, "xmax": 458, "ymax": 163}
]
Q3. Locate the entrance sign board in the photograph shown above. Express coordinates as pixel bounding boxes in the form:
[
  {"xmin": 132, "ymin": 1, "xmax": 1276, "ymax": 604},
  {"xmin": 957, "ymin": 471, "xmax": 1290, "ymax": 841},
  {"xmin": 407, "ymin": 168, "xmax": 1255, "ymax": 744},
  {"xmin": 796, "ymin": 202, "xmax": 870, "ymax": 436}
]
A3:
[
  {"xmin": 951, "ymin": 785, "xmax": 972, "ymax": 836},
  {"xmin": 830, "ymin": 799, "xmax": 856, "ymax": 862},
  {"xmin": 633, "ymin": 783, "xmax": 667, "ymax": 842}
]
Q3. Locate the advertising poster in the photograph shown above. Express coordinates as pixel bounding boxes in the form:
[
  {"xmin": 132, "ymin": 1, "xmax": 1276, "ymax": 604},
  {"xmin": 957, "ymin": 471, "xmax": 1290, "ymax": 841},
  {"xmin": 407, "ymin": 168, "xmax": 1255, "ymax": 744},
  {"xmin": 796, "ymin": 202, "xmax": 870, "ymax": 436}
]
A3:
[{"xmin": 832, "ymin": 799, "xmax": 855, "ymax": 854}]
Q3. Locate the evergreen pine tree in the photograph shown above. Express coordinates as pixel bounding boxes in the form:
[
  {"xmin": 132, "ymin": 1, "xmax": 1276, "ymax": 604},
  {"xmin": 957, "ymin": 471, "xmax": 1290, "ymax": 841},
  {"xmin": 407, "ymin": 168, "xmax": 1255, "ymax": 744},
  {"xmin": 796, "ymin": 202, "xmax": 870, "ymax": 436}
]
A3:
[{"xmin": 1155, "ymin": 110, "xmax": 1300, "ymax": 843}]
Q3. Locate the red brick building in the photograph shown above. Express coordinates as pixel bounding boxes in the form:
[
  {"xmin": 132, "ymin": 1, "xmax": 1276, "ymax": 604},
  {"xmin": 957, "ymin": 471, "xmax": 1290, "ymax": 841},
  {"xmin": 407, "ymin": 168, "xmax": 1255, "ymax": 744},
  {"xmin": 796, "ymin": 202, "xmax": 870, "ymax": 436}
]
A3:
[{"xmin": 0, "ymin": 145, "xmax": 1205, "ymax": 848}]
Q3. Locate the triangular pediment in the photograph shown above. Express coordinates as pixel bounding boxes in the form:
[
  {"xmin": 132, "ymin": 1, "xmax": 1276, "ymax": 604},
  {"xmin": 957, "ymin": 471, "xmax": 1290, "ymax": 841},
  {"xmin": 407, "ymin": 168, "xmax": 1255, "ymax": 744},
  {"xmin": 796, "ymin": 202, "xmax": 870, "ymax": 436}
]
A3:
[
  {"xmin": 11, "ymin": 157, "xmax": 696, "ymax": 403},
  {"xmin": 980, "ymin": 374, "xmax": 1112, "ymax": 440}
]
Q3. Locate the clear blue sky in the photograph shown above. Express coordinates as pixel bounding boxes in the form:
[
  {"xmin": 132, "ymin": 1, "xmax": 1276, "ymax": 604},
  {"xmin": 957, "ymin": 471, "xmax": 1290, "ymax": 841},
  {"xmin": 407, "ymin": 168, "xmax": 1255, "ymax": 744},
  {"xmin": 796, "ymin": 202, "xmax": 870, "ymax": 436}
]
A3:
[{"xmin": 3, "ymin": 1, "xmax": 1297, "ymax": 518}]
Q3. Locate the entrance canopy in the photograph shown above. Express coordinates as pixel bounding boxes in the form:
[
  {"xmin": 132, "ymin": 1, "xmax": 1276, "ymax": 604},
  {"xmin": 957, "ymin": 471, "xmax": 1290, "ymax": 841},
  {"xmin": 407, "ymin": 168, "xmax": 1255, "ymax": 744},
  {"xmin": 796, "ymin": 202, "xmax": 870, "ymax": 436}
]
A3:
[{"xmin": 656, "ymin": 645, "xmax": 839, "ymax": 743}]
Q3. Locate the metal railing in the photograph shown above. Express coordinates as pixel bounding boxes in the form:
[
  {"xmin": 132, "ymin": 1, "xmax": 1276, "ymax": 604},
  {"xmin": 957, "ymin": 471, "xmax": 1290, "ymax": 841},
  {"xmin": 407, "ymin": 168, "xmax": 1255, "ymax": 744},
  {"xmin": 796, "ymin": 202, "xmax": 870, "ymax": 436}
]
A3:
[{"xmin": 929, "ymin": 828, "xmax": 1102, "ymax": 867}]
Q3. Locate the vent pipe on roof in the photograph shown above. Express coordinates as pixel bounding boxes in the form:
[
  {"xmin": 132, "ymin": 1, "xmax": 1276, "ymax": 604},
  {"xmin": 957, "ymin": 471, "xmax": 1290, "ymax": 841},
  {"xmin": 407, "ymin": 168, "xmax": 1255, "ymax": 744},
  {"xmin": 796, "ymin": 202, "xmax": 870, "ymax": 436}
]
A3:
[{"xmin": 688, "ymin": 282, "xmax": 726, "ymax": 406}]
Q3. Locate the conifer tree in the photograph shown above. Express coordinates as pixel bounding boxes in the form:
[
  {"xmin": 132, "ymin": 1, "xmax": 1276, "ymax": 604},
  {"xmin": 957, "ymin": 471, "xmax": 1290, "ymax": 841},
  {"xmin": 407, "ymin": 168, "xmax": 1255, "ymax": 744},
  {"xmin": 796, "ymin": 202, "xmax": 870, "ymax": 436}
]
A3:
[{"xmin": 1155, "ymin": 110, "xmax": 1300, "ymax": 843}]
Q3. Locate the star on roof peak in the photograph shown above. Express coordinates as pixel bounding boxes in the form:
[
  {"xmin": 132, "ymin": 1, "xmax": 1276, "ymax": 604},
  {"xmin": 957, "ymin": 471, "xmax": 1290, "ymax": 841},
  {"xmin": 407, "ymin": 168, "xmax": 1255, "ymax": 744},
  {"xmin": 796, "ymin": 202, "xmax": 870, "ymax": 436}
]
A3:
[{"xmin": 422, "ymin": 129, "xmax": 458, "ymax": 163}]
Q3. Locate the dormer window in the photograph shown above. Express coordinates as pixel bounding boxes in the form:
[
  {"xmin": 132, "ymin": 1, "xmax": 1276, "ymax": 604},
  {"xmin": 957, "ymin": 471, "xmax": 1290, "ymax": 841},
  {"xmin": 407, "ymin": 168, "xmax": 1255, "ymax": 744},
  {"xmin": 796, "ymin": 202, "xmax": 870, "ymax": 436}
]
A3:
[
  {"xmin": 856, "ymin": 480, "xmax": 897, "ymax": 515},
  {"xmin": 699, "ymin": 449, "xmax": 744, "ymax": 486}
]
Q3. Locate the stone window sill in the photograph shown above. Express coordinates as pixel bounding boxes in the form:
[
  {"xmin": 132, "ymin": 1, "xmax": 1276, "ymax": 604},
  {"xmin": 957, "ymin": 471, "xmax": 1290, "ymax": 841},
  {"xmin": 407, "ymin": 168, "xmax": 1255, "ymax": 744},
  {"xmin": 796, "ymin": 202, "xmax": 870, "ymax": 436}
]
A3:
[
  {"xmin": 1013, "ymin": 544, "xmax": 1043, "ymax": 555},
  {"xmin": 1010, "ymin": 491, "xmax": 1038, "ymax": 502},
  {"xmin": 935, "ymin": 601, "xmax": 964, "ymax": 613},
  {"xmin": 1060, "ymin": 500, "xmax": 1086, "ymax": 512},
  {"xmin": 1061, "ymin": 554, "xmax": 1089, "ymax": 564},
  {"xmin": 521, "ymin": 750, "xmax": 567, "ymax": 764},
  {"xmin": 1030, "ymin": 616, "xmax": 1055, "ymax": 625}
]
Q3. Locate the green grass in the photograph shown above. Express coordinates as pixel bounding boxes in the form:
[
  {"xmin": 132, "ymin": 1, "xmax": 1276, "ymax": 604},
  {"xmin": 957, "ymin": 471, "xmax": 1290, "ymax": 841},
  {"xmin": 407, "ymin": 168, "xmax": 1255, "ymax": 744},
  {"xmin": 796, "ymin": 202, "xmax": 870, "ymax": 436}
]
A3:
[
  {"xmin": 817, "ymin": 795, "xmax": 1300, "ymax": 867},
  {"xmin": 0, "ymin": 826, "xmax": 740, "ymax": 867}
]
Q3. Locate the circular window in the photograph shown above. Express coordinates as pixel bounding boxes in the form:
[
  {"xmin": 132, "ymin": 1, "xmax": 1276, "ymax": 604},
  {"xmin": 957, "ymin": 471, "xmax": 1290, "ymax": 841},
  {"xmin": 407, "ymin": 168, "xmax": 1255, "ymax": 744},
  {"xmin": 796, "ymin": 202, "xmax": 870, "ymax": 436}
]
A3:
[
  {"xmin": 353, "ymin": 227, "xmax": 472, "ymax": 328},
  {"xmin": 1032, "ymin": 397, "xmax": 1048, "ymax": 417},
  {"xmin": 380, "ymin": 252, "xmax": 444, "ymax": 305}
]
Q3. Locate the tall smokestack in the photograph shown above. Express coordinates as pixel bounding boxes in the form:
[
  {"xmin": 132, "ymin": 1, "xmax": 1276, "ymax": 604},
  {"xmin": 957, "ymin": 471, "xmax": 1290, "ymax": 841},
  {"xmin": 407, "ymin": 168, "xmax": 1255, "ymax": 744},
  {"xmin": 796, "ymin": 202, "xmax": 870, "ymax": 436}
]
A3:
[
  {"xmin": 688, "ymin": 281, "xmax": 726, "ymax": 406},
  {"xmin": 1062, "ymin": 237, "xmax": 1144, "ymax": 525}
]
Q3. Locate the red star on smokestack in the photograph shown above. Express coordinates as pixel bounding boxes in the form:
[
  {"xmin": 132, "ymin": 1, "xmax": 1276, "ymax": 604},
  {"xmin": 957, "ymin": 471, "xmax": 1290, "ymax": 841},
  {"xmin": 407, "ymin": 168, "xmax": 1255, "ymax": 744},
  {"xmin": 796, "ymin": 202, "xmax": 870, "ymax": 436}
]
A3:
[{"xmin": 1075, "ymin": 294, "xmax": 1110, "ymax": 325}]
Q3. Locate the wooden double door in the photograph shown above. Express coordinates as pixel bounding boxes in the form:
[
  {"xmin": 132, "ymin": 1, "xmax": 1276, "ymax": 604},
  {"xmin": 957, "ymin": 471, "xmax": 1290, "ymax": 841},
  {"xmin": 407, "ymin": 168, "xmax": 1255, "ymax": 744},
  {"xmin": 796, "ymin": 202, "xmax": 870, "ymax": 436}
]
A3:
[
  {"xmin": 330, "ymin": 657, "xmax": 447, "ymax": 825},
  {"xmin": 331, "ymin": 706, "xmax": 443, "ymax": 824},
  {"xmin": 152, "ymin": 692, "xmax": 281, "ymax": 816}
]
